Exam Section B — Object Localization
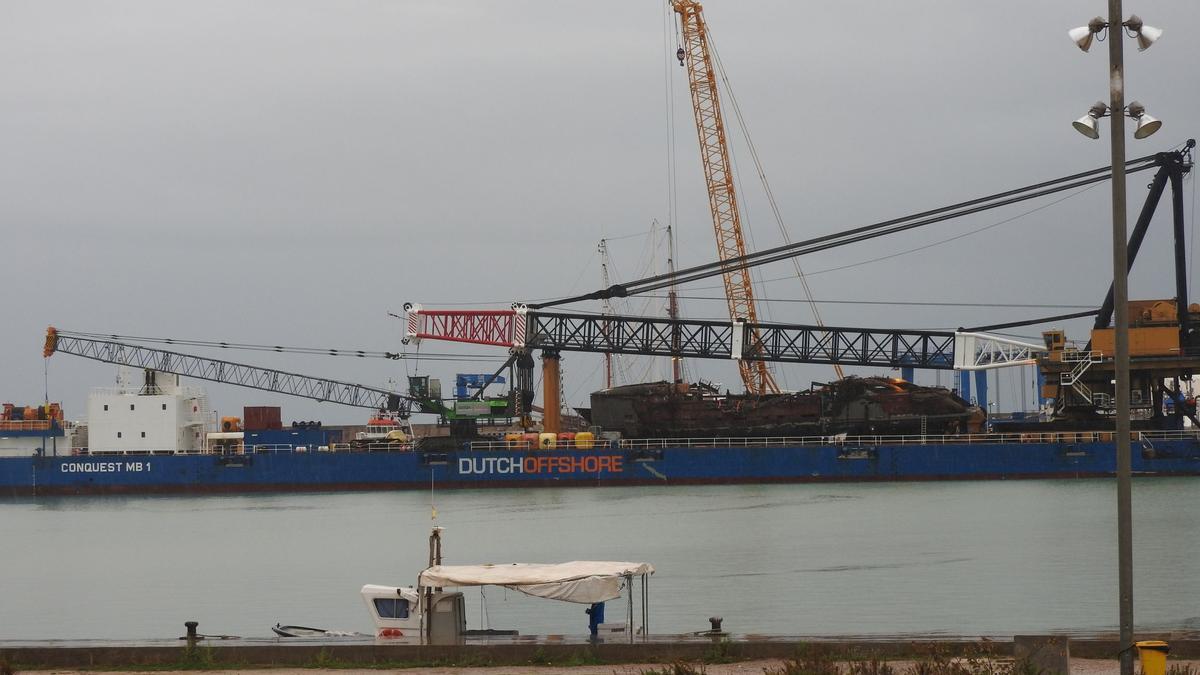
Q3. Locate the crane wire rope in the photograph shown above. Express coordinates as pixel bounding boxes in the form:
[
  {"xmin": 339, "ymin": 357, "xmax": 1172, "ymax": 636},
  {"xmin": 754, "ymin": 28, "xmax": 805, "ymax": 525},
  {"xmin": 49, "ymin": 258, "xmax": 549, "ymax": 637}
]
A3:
[
  {"xmin": 707, "ymin": 29, "xmax": 839, "ymax": 380},
  {"xmin": 54, "ymin": 330, "xmax": 507, "ymax": 362},
  {"xmin": 796, "ymin": 179, "xmax": 1107, "ymax": 280},
  {"xmin": 416, "ymin": 172, "xmax": 1105, "ymax": 308},
  {"xmin": 528, "ymin": 153, "xmax": 1163, "ymax": 308},
  {"xmin": 704, "ymin": 43, "xmax": 786, "ymax": 387},
  {"xmin": 631, "ymin": 166, "xmax": 1150, "ymax": 292},
  {"xmin": 612, "ymin": 177, "xmax": 1099, "ymax": 294},
  {"xmin": 651, "ymin": 296, "xmax": 1097, "ymax": 310}
]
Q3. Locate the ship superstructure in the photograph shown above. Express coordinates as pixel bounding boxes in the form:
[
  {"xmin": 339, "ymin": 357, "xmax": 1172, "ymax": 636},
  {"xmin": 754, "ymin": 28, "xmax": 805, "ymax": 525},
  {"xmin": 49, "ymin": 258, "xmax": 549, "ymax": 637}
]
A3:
[{"xmin": 85, "ymin": 368, "xmax": 210, "ymax": 455}]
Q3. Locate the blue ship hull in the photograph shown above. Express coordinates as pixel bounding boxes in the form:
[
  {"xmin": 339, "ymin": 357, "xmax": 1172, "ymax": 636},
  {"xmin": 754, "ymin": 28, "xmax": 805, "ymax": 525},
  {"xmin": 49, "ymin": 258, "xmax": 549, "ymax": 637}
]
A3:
[{"xmin": 3, "ymin": 436, "xmax": 1199, "ymax": 496}]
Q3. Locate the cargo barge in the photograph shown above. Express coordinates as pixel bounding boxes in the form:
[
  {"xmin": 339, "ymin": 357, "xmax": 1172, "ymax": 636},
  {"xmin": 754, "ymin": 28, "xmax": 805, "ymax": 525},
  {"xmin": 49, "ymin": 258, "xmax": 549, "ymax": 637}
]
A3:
[
  {"xmin": 4, "ymin": 428, "xmax": 1199, "ymax": 496},
  {"xmin": 2, "ymin": 369, "xmax": 1198, "ymax": 496},
  {"xmin": 7, "ymin": 292, "xmax": 1198, "ymax": 497}
]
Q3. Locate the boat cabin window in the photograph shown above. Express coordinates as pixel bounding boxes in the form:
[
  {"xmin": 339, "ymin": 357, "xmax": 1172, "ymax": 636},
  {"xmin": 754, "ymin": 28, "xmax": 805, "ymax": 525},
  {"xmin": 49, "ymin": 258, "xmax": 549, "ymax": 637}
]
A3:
[{"xmin": 373, "ymin": 598, "xmax": 410, "ymax": 619}]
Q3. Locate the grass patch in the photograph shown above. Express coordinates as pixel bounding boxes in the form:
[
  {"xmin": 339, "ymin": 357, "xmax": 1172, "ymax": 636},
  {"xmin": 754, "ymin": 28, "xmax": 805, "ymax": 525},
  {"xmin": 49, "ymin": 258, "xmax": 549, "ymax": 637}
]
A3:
[
  {"xmin": 701, "ymin": 638, "xmax": 738, "ymax": 664},
  {"xmin": 764, "ymin": 643, "xmax": 1045, "ymax": 675}
]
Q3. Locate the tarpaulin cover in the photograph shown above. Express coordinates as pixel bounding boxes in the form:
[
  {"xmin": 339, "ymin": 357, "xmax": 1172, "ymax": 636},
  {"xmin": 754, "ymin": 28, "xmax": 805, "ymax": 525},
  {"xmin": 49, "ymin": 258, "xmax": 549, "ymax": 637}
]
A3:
[{"xmin": 419, "ymin": 561, "xmax": 654, "ymax": 604}]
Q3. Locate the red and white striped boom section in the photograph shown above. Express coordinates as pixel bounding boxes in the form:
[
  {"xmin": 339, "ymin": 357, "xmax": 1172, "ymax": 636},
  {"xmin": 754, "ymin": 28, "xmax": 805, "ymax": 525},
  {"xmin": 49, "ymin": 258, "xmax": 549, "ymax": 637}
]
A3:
[{"xmin": 403, "ymin": 303, "xmax": 527, "ymax": 349}]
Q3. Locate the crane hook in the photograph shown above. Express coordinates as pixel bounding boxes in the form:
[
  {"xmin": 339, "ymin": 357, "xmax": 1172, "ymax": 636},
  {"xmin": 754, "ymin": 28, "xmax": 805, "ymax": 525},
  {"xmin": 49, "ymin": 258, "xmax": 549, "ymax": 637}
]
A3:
[{"xmin": 676, "ymin": 46, "xmax": 685, "ymax": 66}]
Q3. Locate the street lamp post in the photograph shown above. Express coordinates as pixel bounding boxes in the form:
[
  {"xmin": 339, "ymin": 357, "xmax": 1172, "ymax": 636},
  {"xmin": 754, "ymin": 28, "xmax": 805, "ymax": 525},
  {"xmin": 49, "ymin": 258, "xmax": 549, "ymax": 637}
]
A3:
[
  {"xmin": 1069, "ymin": 5, "xmax": 1163, "ymax": 675},
  {"xmin": 1105, "ymin": 4, "xmax": 1134, "ymax": 673}
]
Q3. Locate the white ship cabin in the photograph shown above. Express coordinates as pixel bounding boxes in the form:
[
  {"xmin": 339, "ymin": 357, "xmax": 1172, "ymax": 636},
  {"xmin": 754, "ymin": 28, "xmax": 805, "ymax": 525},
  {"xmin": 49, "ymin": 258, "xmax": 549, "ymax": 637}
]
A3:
[
  {"xmin": 86, "ymin": 368, "xmax": 211, "ymax": 455},
  {"xmin": 361, "ymin": 585, "xmax": 424, "ymax": 638}
]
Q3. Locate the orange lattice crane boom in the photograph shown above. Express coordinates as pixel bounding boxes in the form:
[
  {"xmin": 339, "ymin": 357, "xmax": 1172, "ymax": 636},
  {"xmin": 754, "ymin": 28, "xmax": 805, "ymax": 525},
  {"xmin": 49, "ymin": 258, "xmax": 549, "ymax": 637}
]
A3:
[{"xmin": 673, "ymin": 0, "xmax": 778, "ymax": 394}]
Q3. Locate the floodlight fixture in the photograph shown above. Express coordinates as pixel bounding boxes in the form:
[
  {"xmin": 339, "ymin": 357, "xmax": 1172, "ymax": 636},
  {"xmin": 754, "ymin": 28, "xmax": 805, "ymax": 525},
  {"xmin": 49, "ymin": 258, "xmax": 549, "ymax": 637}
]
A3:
[
  {"xmin": 1072, "ymin": 101, "xmax": 1109, "ymax": 139},
  {"xmin": 1124, "ymin": 15, "xmax": 1162, "ymax": 51},
  {"xmin": 1127, "ymin": 101, "xmax": 1162, "ymax": 139},
  {"xmin": 1068, "ymin": 17, "xmax": 1107, "ymax": 52}
]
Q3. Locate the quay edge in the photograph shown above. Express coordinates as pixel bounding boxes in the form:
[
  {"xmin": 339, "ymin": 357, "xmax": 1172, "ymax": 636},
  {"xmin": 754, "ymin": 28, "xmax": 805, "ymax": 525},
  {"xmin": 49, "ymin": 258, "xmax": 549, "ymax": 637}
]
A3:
[{"xmin": 3, "ymin": 636, "xmax": 1199, "ymax": 670}]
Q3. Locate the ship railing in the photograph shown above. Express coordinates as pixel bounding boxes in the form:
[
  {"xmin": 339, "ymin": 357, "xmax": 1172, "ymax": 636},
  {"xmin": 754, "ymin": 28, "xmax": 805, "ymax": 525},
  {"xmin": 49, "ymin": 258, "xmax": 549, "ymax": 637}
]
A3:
[
  {"xmin": 73, "ymin": 447, "xmax": 186, "ymax": 456},
  {"xmin": 331, "ymin": 441, "xmax": 415, "ymax": 452},
  {"xmin": 465, "ymin": 429, "xmax": 1200, "ymax": 451},
  {"xmin": 0, "ymin": 419, "xmax": 62, "ymax": 432}
]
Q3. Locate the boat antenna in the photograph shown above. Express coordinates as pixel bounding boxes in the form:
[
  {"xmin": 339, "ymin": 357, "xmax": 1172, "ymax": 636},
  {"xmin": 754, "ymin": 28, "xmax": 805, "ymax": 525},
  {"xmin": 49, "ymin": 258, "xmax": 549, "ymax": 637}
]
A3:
[
  {"xmin": 428, "ymin": 525, "xmax": 443, "ymax": 567},
  {"xmin": 430, "ymin": 471, "xmax": 438, "ymax": 521}
]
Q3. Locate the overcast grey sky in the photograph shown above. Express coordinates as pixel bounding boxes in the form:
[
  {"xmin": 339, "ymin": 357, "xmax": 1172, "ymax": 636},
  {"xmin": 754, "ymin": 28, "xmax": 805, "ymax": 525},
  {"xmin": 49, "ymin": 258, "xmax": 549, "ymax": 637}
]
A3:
[{"xmin": 3, "ymin": 1, "xmax": 1197, "ymax": 423}]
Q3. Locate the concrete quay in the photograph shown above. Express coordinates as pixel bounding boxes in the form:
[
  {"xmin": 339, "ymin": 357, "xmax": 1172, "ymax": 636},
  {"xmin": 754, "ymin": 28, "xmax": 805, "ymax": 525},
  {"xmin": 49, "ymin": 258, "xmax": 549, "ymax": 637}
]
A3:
[{"xmin": 2, "ymin": 633, "xmax": 1198, "ymax": 671}]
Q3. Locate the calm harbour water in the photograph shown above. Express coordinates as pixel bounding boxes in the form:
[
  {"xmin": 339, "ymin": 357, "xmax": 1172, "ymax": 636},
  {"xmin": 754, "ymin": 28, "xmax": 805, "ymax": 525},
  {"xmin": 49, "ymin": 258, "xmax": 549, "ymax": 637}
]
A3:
[{"xmin": 2, "ymin": 479, "xmax": 1198, "ymax": 641}]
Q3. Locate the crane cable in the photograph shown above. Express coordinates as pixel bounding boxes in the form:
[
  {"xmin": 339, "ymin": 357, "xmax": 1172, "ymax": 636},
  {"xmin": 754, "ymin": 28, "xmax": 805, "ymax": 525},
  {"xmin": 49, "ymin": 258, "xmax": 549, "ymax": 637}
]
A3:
[
  {"xmin": 529, "ymin": 153, "xmax": 1163, "ymax": 309},
  {"xmin": 51, "ymin": 330, "xmax": 508, "ymax": 362},
  {"xmin": 708, "ymin": 29, "xmax": 842, "ymax": 378}
]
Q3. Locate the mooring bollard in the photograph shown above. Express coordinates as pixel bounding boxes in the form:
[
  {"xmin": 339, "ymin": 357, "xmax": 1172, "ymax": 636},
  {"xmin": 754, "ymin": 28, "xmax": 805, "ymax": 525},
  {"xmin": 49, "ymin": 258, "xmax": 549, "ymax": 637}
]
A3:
[
  {"xmin": 185, "ymin": 621, "xmax": 199, "ymax": 650},
  {"xmin": 708, "ymin": 616, "xmax": 723, "ymax": 633}
]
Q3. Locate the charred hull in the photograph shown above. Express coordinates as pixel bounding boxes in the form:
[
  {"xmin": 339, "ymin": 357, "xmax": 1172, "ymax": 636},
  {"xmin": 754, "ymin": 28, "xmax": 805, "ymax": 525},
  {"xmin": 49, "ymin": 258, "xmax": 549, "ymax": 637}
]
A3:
[{"xmin": 589, "ymin": 377, "xmax": 985, "ymax": 438}]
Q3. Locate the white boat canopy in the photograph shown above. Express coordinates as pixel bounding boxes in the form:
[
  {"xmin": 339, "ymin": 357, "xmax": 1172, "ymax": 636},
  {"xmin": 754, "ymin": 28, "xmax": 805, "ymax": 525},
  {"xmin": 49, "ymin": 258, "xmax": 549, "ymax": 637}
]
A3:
[{"xmin": 419, "ymin": 561, "xmax": 654, "ymax": 605}]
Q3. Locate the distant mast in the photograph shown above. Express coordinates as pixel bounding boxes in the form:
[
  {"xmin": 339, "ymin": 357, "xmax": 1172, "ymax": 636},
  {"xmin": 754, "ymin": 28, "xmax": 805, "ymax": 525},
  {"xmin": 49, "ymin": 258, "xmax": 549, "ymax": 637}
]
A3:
[
  {"xmin": 599, "ymin": 238, "xmax": 614, "ymax": 390},
  {"xmin": 666, "ymin": 224, "xmax": 682, "ymax": 383}
]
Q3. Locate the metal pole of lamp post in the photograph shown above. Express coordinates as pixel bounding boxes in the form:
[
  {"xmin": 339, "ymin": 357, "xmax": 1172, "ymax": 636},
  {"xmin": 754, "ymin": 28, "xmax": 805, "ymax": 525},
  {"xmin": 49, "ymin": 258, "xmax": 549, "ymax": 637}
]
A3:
[{"xmin": 1105, "ymin": 2, "xmax": 1135, "ymax": 674}]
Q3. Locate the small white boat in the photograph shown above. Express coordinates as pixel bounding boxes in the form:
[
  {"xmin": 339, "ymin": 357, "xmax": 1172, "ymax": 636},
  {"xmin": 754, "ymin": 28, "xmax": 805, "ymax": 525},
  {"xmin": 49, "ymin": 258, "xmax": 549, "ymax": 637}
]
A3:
[{"xmin": 362, "ymin": 527, "xmax": 654, "ymax": 642}]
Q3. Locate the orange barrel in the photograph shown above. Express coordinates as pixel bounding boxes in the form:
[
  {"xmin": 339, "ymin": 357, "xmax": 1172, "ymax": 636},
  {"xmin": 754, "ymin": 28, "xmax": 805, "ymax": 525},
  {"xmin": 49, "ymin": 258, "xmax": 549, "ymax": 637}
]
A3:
[
  {"xmin": 522, "ymin": 433, "xmax": 540, "ymax": 450},
  {"xmin": 538, "ymin": 432, "xmax": 557, "ymax": 450},
  {"xmin": 575, "ymin": 431, "xmax": 595, "ymax": 450},
  {"xmin": 557, "ymin": 432, "xmax": 576, "ymax": 449},
  {"xmin": 504, "ymin": 432, "xmax": 524, "ymax": 449}
]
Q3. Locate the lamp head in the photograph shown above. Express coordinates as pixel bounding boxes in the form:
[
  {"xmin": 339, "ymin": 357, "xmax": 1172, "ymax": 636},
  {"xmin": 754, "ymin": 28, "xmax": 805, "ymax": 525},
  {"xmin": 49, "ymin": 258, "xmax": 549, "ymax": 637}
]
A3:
[
  {"xmin": 1134, "ymin": 114, "xmax": 1162, "ymax": 139},
  {"xmin": 1124, "ymin": 15, "xmax": 1162, "ymax": 51},
  {"xmin": 1073, "ymin": 114, "xmax": 1101, "ymax": 139},
  {"xmin": 1127, "ymin": 102, "xmax": 1161, "ymax": 139},
  {"xmin": 1072, "ymin": 102, "xmax": 1108, "ymax": 139},
  {"xmin": 1068, "ymin": 17, "xmax": 1107, "ymax": 51}
]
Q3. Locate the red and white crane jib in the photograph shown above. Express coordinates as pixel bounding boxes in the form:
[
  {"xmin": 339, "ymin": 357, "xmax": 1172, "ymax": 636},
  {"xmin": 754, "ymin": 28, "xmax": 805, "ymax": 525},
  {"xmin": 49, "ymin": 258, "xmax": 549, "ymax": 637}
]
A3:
[
  {"xmin": 402, "ymin": 303, "xmax": 1048, "ymax": 371},
  {"xmin": 402, "ymin": 303, "xmax": 528, "ymax": 350}
]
